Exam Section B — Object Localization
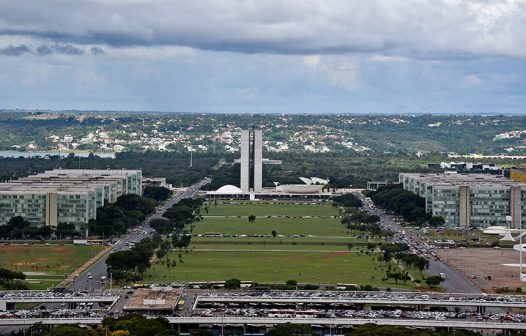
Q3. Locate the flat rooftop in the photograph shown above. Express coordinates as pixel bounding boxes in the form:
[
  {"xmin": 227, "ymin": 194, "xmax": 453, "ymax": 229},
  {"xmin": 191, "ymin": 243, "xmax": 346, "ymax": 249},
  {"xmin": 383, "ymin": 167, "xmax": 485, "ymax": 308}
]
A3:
[
  {"xmin": 123, "ymin": 288, "xmax": 182, "ymax": 312},
  {"xmin": 400, "ymin": 173, "xmax": 526, "ymax": 187}
]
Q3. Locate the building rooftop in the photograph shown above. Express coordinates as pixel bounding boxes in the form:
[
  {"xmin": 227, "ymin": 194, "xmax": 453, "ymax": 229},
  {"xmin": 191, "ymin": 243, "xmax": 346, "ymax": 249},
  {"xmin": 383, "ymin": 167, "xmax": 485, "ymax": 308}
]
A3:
[
  {"xmin": 400, "ymin": 173, "xmax": 526, "ymax": 187},
  {"xmin": 124, "ymin": 288, "xmax": 182, "ymax": 312}
]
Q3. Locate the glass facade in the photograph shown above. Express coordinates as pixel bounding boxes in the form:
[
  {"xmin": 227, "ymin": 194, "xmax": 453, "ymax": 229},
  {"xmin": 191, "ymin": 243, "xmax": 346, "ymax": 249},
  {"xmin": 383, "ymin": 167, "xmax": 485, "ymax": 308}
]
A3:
[
  {"xmin": 400, "ymin": 173, "xmax": 526, "ymax": 228},
  {"xmin": 0, "ymin": 169, "xmax": 143, "ymax": 230},
  {"xmin": 431, "ymin": 186, "xmax": 460, "ymax": 226}
]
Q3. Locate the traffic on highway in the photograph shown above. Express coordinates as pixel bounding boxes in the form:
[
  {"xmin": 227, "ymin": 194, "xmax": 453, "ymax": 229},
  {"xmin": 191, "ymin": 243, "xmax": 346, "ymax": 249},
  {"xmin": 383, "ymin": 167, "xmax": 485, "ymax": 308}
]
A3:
[
  {"xmin": 66, "ymin": 178, "xmax": 210, "ymax": 292},
  {"xmin": 357, "ymin": 192, "xmax": 481, "ymax": 293}
]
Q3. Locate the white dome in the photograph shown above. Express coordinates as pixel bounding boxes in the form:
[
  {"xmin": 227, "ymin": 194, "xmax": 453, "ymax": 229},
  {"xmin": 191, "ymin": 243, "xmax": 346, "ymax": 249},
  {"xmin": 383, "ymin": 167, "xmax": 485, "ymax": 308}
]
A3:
[{"xmin": 215, "ymin": 185, "xmax": 244, "ymax": 194}]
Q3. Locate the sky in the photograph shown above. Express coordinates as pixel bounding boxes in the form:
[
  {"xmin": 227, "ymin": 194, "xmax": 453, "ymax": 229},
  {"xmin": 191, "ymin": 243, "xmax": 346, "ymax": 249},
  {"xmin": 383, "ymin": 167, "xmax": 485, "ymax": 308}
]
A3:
[{"xmin": 0, "ymin": 0, "xmax": 525, "ymax": 114}]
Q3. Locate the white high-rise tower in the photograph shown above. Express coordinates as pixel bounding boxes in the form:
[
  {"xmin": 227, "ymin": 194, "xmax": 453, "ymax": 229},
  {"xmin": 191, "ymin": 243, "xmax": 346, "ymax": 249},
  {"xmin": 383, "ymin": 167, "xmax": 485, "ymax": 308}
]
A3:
[
  {"xmin": 253, "ymin": 129, "xmax": 263, "ymax": 192},
  {"xmin": 240, "ymin": 130, "xmax": 250, "ymax": 193},
  {"xmin": 239, "ymin": 129, "xmax": 263, "ymax": 193}
]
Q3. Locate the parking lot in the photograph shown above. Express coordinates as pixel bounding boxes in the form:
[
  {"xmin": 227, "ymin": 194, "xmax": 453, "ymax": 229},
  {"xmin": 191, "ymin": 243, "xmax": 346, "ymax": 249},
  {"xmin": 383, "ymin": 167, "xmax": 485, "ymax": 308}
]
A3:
[{"xmin": 190, "ymin": 290, "xmax": 526, "ymax": 323}]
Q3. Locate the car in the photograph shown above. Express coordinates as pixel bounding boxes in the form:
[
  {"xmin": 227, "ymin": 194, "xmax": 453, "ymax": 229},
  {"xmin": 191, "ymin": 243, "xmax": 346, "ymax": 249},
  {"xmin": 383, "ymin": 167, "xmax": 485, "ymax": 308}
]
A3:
[{"xmin": 88, "ymin": 275, "xmax": 92, "ymax": 279}]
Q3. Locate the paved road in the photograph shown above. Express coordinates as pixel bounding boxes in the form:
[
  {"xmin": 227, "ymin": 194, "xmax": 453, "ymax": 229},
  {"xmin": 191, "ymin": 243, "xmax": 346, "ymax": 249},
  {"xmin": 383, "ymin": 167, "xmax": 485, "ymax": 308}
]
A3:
[
  {"xmin": 356, "ymin": 192, "xmax": 481, "ymax": 294},
  {"xmin": 2, "ymin": 317, "xmax": 526, "ymax": 331},
  {"xmin": 67, "ymin": 178, "xmax": 211, "ymax": 292}
]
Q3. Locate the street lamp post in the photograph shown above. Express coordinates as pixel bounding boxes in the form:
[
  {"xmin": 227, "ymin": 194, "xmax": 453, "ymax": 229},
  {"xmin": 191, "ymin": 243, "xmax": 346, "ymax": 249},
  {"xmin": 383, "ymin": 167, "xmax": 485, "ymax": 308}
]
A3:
[
  {"xmin": 344, "ymin": 259, "xmax": 348, "ymax": 283},
  {"xmin": 520, "ymin": 230, "xmax": 524, "ymax": 281}
]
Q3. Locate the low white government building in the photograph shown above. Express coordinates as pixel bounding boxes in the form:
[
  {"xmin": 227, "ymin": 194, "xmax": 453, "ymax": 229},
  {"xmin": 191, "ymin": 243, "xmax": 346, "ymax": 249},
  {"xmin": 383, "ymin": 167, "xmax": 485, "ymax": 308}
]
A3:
[{"xmin": 0, "ymin": 169, "xmax": 142, "ymax": 231}]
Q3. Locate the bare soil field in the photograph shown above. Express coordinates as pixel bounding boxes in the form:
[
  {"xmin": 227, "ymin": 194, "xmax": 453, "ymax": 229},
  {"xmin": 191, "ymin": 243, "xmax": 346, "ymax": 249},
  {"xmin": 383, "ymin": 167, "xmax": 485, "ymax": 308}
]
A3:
[{"xmin": 437, "ymin": 248, "xmax": 525, "ymax": 292}]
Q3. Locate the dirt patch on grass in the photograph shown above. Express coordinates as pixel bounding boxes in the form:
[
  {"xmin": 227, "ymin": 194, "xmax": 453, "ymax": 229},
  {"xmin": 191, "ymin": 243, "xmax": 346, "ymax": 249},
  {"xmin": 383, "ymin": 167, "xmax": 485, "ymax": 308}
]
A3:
[
  {"xmin": 50, "ymin": 246, "xmax": 68, "ymax": 253},
  {"xmin": 323, "ymin": 251, "xmax": 347, "ymax": 258},
  {"xmin": 0, "ymin": 246, "xmax": 24, "ymax": 253}
]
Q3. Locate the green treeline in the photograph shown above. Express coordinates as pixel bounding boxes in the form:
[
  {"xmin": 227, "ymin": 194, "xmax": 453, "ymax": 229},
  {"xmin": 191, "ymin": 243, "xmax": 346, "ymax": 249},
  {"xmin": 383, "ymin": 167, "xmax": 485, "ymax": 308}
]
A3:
[
  {"xmin": 369, "ymin": 184, "xmax": 430, "ymax": 224},
  {"xmin": 0, "ymin": 267, "xmax": 27, "ymax": 290},
  {"xmin": 106, "ymin": 236, "xmax": 162, "ymax": 282},
  {"xmin": 88, "ymin": 193, "xmax": 161, "ymax": 237}
]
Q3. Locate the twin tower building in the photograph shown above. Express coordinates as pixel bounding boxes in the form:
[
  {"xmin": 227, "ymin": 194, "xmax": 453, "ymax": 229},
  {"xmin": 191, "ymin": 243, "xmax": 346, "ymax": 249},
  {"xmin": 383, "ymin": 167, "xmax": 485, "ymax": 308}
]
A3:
[{"xmin": 240, "ymin": 129, "xmax": 263, "ymax": 193}]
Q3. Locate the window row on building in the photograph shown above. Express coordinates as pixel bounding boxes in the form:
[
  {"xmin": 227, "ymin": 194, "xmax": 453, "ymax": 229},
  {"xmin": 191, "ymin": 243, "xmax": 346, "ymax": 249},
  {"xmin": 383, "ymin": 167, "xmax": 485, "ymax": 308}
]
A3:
[
  {"xmin": 0, "ymin": 169, "xmax": 142, "ymax": 230},
  {"xmin": 399, "ymin": 172, "xmax": 526, "ymax": 229}
]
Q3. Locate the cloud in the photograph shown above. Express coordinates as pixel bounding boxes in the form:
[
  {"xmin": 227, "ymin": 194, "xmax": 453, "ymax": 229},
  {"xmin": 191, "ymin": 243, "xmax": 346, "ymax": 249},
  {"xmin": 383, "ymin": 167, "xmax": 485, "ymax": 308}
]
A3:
[
  {"xmin": 303, "ymin": 55, "xmax": 360, "ymax": 91},
  {"xmin": 0, "ymin": 1, "xmax": 525, "ymax": 58},
  {"xmin": 36, "ymin": 45, "xmax": 53, "ymax": 56},
  {"xmin": 462, "ymin": 74, "xmax": 485, "ymax": 87},
  {"xmin": 90, "ymin": 46, "xmax": 104, "ymax": 55},
  {"xmin": 35, "ymin": 43, "xmax": 85, "ymax": 56},
  {"xmin": 0, "ymin": 44, "xmax": 30, "ymax": 56},
  {"xmin": 303, "ymin": 55, "xmax": 321, "ymax": 68},
  {"xmin": 53, "ymin": 44, "xmax": 84, "ymax": 55}
]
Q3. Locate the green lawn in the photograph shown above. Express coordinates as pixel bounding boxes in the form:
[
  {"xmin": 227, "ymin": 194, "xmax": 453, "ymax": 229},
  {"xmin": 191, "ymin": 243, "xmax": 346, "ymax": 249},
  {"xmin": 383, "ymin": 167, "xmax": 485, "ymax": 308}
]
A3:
[
  {"xmin": 194, "ymin": 217, "xmax": 350, "ymax": 236},
  {"xmin": 192, "ymin": 237, "xmax": 371, "ymax": 244},
  {"xmin": 145, "ymin": 249, "xmax": 411, "ymax": 288},
  {"xmin": 204, "ymin": 201, "xmax": 338, "ymax": 217},
  {"xmin": 0, "ymin": 244, "xmax": 103, "ymax": 289},
  {"xmin": 424, "ymin": 229, "xmax": 499, "ymax": 245},
  {"xmin": 148, "ymin": 201, "xmax": 414, "ymax": 289},
  {"xmin": 187, "ymin": 243, "xmax": 357, "ymax": 252}
]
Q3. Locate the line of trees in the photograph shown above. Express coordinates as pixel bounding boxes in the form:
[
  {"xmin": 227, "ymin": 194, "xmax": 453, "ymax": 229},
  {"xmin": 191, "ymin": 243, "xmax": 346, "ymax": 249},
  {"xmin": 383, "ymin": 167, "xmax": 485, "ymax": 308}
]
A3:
[
  {"xmin": 143, "ymin": 186, "xmax": 172, "ymax": 202},
  {"xmin": 0, "ymin": 217, "xmax": 85, "ymax": 240},
  {"xmin": 0, "ymin": 216, "xmax": 53, "ymax": 240},
  {"xmin": 341, "ymin": 211, "xmax": 393, "ymax": 238},
  {"xmin": 332, "ymin": 193, "xmax": 363, "ymax": 208},
  {"xmin": 369, "ymin": 184, "xmax": 430, "ymax": 224},
  {"xmin": 106, "ymin": 236, "xmax": 162, "ymax": 282},
  {"xmin": 0, "ymin": 267, "xmax": 27, "ymax": 290},
  {"xmin": 150, "ymin": 198, "xmax": 204, "ymax": 235},
  {"xmin": 395, "ymin": 252, "xmax": 430, "ymax": 275},
  {"xmin": 88, "ymin": 194, "xmax": 157, "ymax": 237}
]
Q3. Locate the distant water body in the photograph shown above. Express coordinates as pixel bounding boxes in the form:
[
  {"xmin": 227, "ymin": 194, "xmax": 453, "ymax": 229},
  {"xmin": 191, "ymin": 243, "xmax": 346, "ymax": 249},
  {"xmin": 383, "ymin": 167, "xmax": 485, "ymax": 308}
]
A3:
[{"xmin": 0, "ymin": 150, "xmax": 116, "ymax": 159}]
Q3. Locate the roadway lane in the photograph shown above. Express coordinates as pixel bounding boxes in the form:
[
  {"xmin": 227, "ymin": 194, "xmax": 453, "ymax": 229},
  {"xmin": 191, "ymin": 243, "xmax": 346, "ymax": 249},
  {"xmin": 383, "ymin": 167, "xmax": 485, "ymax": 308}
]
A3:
[
  {"xmin": 355, "ymin": 192, "xmax": 481, "ymax": 294},
  {"xmin": 2, "ymin": 317, "xmax": 526, "ymax": 331},
  {"xmin": 67, "ymin": 178, "xmax": 210, "ymax": 292}
]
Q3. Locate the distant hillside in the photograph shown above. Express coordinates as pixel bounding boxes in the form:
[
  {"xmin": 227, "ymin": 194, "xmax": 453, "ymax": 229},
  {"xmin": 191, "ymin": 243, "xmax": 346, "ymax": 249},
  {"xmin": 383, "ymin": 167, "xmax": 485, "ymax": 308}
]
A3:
[{"xmin": 1, "ymin": 112, "xmax": 526, "ymax": 155}]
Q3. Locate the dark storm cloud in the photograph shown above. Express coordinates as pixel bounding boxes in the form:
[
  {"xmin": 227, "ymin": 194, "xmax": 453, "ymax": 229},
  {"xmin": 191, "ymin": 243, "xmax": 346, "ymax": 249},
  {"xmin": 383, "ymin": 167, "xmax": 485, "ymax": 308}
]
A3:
[
  {"xmin": 53, "ymin": 44, "xmax": 84, "ymax": 55},
  {"xmin": 35, "ymin": 44, "xmax": 85, "ymax": 56},
  {"xmin": 36, "ymin": 45, "xmax": 53, "ymax": 55},
  {"xmin": 0, "ymin": 0, "xmax": 525, "ymax": 58},
  {"xmin": 0, "ymin": 44, "xmax": 30, "ymax": 56},
  {"xmin": 90, "ymin": 46, "xmax": 104, "ymax": 55}
]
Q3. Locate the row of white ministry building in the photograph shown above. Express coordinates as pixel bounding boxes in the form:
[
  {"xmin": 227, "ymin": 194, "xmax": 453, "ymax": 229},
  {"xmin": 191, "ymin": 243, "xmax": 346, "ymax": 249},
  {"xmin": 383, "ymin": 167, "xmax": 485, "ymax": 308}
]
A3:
[
  {"xmin": 0, "ymin": 169, "xmax": 142, "ymax": 230},
  {"xmin": 399, "ymin": 172, "xmax": 526, "ymax": 229}
]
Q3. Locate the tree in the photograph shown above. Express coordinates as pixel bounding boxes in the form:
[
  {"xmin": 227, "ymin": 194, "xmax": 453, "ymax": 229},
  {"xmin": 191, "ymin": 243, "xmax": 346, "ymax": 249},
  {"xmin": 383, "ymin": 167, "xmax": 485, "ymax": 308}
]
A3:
[
  {"xmin": 428, "ymin": 216, "xmax": 445, "ymax": 227},
  {"xmin": 248, "ymin": 214, "xmax": 256, "ymax": 223},
  {"xmin": 115, "ymin": 194, "xmax": 156, "ymax": 215},
  {"xmin": 271, "ymin": 230, "xmax": 277, "ymax": 237},
  {"xmin": 416, "ymin": 257, "xmax": 430, "ymax": 275},
  {"xmin": 224, "ymin": 278, "xmax": 241, "ymax": 289},
  {"xmin": 46, "ymin": 325, "xmax": 90, "ymax": 336},
  {"xmin": 103, "ymin": 314, "xmax": 174, "ymax": 336},
  {"xmin": 191, "ymin": 331, "xmax": 212, "ymax": 336},
  {"xmin": 56, "ymin": 223, "xmax": 81, "ymax": 238},
  {"xmin": 143, "ymin": 186, "xmax": 172, "ymax": 202},
  {"xmin": 0, "ymin": 267, "xmax": 26, "ymax": 288},
  {"xmin": 265, "ymin": 323, "xmax": 313, "ymax": 336},
  {"xmin": 150, "ymin": 218, "xmax": 174, "ymax": 235},
  {"xmin": 426, "ymin": 275, "xmax": 445, "ymax": 288}
]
